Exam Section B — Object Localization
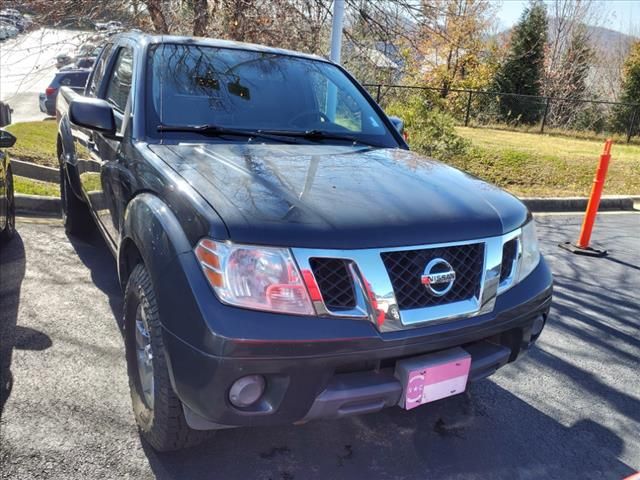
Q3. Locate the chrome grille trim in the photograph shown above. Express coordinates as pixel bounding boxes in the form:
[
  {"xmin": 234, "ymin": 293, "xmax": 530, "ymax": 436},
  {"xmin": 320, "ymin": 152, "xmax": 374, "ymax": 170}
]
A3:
[
  {"xmin": 497, "ymin": 229, "xmax": 522, "ymax": 294},
  {"xmin": 291, "ymin": 229, "xmax": 523, "ymax": 333}
]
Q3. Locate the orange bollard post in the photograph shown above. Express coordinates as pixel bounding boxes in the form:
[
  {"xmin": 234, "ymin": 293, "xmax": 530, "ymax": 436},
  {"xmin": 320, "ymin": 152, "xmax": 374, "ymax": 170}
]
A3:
[{"xmin": 559, "ymin": 139, "xmax": 612, "ymax": 257}]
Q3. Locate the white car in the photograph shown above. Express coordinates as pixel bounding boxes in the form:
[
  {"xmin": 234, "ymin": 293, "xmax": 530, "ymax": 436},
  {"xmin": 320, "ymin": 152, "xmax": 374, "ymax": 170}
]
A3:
[
  {"xmin": 55, "ymin": 53, "xmax": 73, "ymax": 69},
  {"xmin": 0, "ymin": 22, "xmax": 18, "ymax": 39}
]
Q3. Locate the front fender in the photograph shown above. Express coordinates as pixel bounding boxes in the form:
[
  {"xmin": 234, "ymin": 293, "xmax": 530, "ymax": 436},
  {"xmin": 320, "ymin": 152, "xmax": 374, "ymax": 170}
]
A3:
[{"xmin": 119, "ymin": 193, "xmax": 192, "ymax": 290}]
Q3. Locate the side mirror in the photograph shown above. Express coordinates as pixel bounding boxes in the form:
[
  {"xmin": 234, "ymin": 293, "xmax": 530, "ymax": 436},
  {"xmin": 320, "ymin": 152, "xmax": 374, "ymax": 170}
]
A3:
[
  {"xmin": 69, "ymin": 97, "xmax": 116, "ymax": 135},
  {"xmin": 0, "ymin": 130, "xmax": 16, "ymax": 148},
  {"xmin": 388, "ymin": 116, "xmax": 404, "ymax": 135}
]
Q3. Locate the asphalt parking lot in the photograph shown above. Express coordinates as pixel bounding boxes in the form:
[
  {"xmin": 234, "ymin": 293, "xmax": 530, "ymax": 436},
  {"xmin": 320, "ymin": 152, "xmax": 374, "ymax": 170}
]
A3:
[{"xmin": 0, "ymin": 212, "xmax": 639, "ymax": 479}]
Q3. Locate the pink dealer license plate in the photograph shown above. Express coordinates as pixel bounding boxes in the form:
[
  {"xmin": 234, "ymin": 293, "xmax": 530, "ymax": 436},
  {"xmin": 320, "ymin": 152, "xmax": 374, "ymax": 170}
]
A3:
[{"xmin": 395, "ymin": 347, "xmax": 471, "ymax": 410}]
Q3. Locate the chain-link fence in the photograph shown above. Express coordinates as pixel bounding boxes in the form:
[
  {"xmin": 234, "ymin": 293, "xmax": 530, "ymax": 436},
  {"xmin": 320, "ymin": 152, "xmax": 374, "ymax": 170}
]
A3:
[{"xmin": 364, "ymin": 84, "xmax": 640, "ymax": 143}]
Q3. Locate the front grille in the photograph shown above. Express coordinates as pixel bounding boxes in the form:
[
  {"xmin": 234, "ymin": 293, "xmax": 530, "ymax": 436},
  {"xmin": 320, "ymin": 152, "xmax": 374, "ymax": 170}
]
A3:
[
  {"xmin": 309, "ymin": 258, "xmax": 357, "ymax": 310},
  {"xmin": 381, "ymin": 243, "xmax": 484, "ymax": 310},
  {"xmin": 500, "ymin": 238, "xmax": 518, "ymax": 283}
]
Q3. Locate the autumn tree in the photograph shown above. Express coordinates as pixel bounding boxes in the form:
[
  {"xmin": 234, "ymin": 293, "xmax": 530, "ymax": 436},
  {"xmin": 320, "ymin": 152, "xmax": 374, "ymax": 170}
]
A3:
[
  {"xmin": 493, "ymin": 0, "xmax": 548, "ymax": 124},
  {"xmin": 411, "ymin": 0, "xmax": 497, "ymax": 97},
  {"xmin": 613, "ymin": 41, "xmax": 640, "ymax": 136}
]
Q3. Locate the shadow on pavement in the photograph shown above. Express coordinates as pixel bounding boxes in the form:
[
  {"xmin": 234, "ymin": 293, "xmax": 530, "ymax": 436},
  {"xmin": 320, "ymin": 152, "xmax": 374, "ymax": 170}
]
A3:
[
  {"xmin": 66, "ymin": 228, "xmax": 123, "ymax": 329},
  {"xmin": 141, "ymin": 381, "xmax": 635, "ymax": 479},
  {"xmin": 138, "ymin": 215, "xmax": 638, "ymax": 479},
  {"xmin": 46, "ymin": 213, "xmax": 637, "ymax": 478},
  {"xmin": 0, "ymin": 234, "xmax": 52, "ymax": 421}
]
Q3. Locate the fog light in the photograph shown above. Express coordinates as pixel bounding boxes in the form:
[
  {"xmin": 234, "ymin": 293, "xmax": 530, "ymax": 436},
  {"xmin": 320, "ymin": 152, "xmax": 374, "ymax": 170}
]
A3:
[
  {"xmin": 531, "ymin": 314, "xmax": 546, "ymax": 338},
  {"xmin": 229, "ymin": 375, "xmax": 265, "ymax": 408}
]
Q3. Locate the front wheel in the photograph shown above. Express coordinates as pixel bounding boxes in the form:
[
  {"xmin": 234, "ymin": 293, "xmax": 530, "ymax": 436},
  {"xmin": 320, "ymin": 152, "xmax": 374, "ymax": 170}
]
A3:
[
  {"xmin": 59, "ymin": 159, "xmax": 92, "ymax": 237},
  {"xmin": 0, "ymin": 165, "xmax": 15, "ymax": 243},
  {"xmin": 124, "ymin": 263, "xmax": 210, "ymax": 451}
]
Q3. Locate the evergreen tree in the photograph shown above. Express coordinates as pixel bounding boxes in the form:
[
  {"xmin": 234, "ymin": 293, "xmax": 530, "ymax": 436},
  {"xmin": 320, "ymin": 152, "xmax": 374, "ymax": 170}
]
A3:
[
  {"xmin": 613, "ymin": 41, "xmax": 640, "ymax": 136},
  {"xmin": 493, "ymin": 0, "xmax": 548, "ymax": 124}
]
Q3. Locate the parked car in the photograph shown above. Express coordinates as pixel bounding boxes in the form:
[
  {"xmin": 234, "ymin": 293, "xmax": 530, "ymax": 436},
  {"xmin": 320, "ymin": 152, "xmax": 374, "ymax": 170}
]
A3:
[
  {"xmin": 0, "ymin": 14, "xmax": 23, "ymax": 33},
  {"xmin": 56, "ymin": 32, "xmax": 552, "ymax": 452},
  {"xmin": 106, "ymin": 20, "xmax": 122, "ymax": 31},
  {"xmin": 60, "ymin": 57, "xmax": 95, "ymax": 71},
  {"xmin": 40, "ymin": 70, "xmax": 90, "ymax": 116},
  {"xmin": 95, "ymin": 20, "xmax": 122, "ymax": 32},
  {"xmin": 77, "ymin": 43, "xmax": 103, "ymax": 58},
  {"xmin": 0, "ymin": 8, "xmax": 21, "ymax": 16},
  {"xmin": 0, "ymin": 9, "xmax": 23, "ymax": 22},
  {"xmin": 0, "ymin": 21, "xmax": 18, "ymax": 39},
  {"xmin": 55, "ymin": 53, "xmax": 73, "ymax": 69},
  {"xmin": 0, "ymin": 129, "xmax": 16, "ymax": 243}
]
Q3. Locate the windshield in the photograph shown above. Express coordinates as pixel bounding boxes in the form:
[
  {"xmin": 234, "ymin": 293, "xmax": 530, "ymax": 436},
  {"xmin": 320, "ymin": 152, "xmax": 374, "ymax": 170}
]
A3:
[{"xmin": 146, "ymin": 43, "xmax": 399, "ymax": 147}]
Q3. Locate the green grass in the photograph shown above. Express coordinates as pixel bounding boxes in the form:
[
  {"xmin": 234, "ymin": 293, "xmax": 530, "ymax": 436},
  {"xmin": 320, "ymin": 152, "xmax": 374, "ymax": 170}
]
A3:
[
  {"xmin": 453, "ymin": 127, "xmax": 640, "ymax": 197},
  {"xmin": 466, "ymin": 122, "xmax": 640, "ymax": 146},
  {"xmin": 79, "ymin": 172, "xmax": 101, "ymax": 192},
  {"xmin": 14, "ymin": 175, "xmax": 60, "ymax": 197},
  {"xmin": 6, "ymin": 121, "xmax": 58, "ymax": 167}
]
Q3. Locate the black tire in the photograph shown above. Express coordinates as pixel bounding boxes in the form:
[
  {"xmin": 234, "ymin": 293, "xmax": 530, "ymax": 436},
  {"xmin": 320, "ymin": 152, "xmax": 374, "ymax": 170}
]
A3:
[
  {"xmin": 124, "ymin": 263, "xmax": 209, "ymax": 452},
  {"xmin": 0, "ymin": 165, "xmax": 15, "ymax": 243},
  {"xmin": 59, "ymin": 159, "xmax": 92, "ymax": 237}
]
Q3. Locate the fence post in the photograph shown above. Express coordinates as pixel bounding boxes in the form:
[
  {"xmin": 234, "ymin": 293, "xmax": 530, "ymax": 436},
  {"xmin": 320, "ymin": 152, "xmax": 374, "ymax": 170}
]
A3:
[
  {"xmin": 376, "ymin": 84, "xmax": 382, "ymax": 104},
  {"xmin": 464, "ymin": 91, "xmax": 472, "ymax": 126},
  {"xmin": 540, "ymin": 97, "xmax": 551, "ymax": 133},
  {"xmin": 626, "ymin": 108, "xmax": 637, "ymax": 144}
]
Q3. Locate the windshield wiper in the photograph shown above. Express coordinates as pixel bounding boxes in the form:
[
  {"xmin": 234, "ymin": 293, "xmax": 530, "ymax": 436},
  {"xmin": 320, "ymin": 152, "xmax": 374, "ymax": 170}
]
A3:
[
  {"xmin": 257, "ymin": 129, "xmax": 385, "ymax": 148},
  {"xmin": 157, "ymin": 124, "xmax": 300, "ymax": 144},
  {"xmin": 157, "ymin": 125, "xmax": 386, "ymax": 148}
]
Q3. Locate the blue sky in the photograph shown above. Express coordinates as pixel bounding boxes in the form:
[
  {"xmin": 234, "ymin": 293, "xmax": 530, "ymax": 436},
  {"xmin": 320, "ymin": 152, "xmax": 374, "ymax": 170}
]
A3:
[{"xmin": 496, "ymin": 0, "xmax": 639, "ymax": 36}]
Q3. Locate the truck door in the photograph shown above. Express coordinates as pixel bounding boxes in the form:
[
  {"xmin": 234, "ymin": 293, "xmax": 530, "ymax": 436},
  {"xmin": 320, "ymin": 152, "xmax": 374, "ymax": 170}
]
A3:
[{"xmin": 81, "ymin": 46, "xmax": 134, "ymax": 246}]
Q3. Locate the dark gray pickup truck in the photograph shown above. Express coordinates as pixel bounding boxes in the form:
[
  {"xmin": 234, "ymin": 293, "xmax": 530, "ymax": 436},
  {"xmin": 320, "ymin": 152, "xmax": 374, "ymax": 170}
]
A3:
[{"xmin": 56, "ymin": 32, "xmax": 552, "ymax": 451}]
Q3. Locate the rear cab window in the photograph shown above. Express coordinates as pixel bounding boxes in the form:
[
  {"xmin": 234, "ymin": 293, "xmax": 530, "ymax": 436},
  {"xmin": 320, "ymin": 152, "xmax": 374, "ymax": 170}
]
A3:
[
  {"xmin": 105, "ymin": 48, "xmax": 133, "ymax": 113},
  {"xmin": 103, "ymin": 47, "xmax": 134, "ymax": 131},
  {"xmin": 88, "ymin": 43, "xmax": 113, "ymax": 97}
]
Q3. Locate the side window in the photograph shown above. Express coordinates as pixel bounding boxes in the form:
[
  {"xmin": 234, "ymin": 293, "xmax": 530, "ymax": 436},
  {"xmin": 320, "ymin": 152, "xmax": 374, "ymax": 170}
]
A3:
[
  {"xmin": 105, "ymin": 48, "xmax": 133, "ymax": 113},
  {"xmin": 88, "ymin": 43, "xmax": 113, "ymax": 97}
]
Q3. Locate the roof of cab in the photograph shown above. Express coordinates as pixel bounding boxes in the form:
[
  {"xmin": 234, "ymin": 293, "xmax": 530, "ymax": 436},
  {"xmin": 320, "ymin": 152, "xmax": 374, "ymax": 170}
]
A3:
[{"xmin": 114, "ymin": 31, "xmax": 331, "ymax": 64}]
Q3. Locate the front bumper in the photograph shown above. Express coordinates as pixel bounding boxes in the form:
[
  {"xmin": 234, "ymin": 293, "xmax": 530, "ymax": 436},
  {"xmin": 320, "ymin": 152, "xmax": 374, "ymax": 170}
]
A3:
[{"xmin": 158, "ymin": 256, "xmax": 552, "ymax": 430}]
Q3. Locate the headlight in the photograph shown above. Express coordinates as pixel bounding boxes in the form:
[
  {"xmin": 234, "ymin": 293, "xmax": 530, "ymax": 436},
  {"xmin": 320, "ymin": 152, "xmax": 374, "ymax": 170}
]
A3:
[
  {"xmin": 517, "ymin": 220, "xmax": 541, "ymax": 283},
  {"xmin": 194, "ymin": 239, "xmax": 314, "ymax": 315}
]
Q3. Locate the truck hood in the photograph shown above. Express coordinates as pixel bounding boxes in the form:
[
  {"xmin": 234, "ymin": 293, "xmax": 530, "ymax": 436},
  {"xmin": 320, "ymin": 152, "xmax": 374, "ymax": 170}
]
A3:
[{"xmin": 148, "ymin": 143, "xmax": 529, "ymax": 249}]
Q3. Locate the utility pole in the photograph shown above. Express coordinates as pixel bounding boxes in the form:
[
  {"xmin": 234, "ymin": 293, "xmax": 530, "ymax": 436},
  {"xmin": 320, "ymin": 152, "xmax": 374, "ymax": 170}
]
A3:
[
  {"xmin": 327, "ymin": 0, "xmax": 345, "ymax": 120},
  {"xmin": 330, "ymin": 0, "xmax": 345, "ymax": 63}
]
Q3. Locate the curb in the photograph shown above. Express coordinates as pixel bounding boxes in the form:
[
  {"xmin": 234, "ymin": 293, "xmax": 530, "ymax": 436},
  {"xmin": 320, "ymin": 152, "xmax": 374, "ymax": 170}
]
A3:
[
  {"xmin": 15, "ymin": 194, "xmax": 61, "ymax": 218},
  {"xmin": 12, "ymin": 159, "xmax": 59, "ymax": 183},
  {"xmin": 522, "ymin": 196, "xmax": 638, "ymax": 212}
]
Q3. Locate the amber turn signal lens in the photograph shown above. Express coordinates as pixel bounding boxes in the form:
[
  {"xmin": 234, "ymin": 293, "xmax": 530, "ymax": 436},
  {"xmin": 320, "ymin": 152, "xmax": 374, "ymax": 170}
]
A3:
[
  {"xmin": 203, "ymin": 267, "xmax": 224, "ymax": 287},
  {"xmin": 195, "ymin": 242, "xmax": 223, "ymax": 287}
]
